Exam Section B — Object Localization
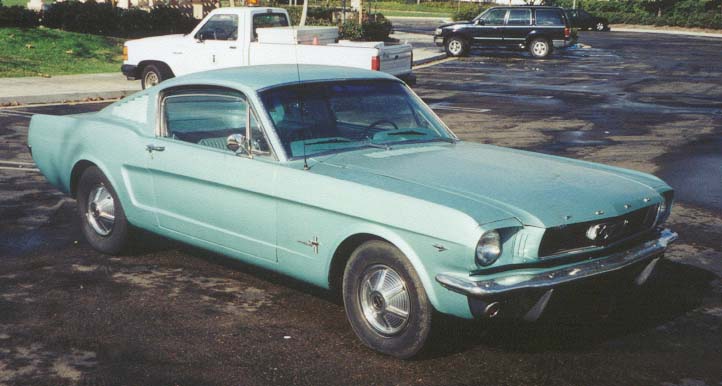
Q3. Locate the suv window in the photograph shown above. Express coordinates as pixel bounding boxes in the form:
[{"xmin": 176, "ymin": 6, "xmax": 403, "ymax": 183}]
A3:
[
  {"xmin": 162, "ymin": 88, "xmax": 270, "ymax": 156},
  {"xmin": 481, "ymin": 8, "xmax": 507, "ymax": 26},
  {"xmin": 253, "ymin": 13, "xmax": 289, "ymax": 40},
  {"xmin": 195, "ymin": 14, "xmax": 238, "ymax": 41},
  {"xmin": 506, "ymin": 9, "xmax": 531, "ymax": 26},
  {"xmin": 535, "ymin": 9, "xmax": 564, "ymax": 26}
]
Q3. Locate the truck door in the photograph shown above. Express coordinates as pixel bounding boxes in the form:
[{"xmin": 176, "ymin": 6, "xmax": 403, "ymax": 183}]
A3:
[
  {"xmin": 193, "ymin": 13, "xmax": 243, "ymax": 70},
  {"xmin": 473, "ymin": 8, "xmax": 507, "ymax": 44},
  {"xmin": 503, "ymin": 8, "xmax": 532, "ymax": 44}
]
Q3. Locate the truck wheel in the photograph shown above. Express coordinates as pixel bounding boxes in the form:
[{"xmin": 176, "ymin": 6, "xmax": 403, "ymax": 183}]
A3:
[
  {"xmin": 76, "ymin": 166, "xmax": 130, "ymax": 255},
  {"xmin": 342, "ymin": 240, "xmax": 433, "ymax": 359},
  {"xmin": 141, "ymin": 64, "xmax": 165, "ymax": 89},
  {"xmin": 529, "ymin": 38, "xmax": 552, "ymax": 59},
  {"xmin": 445, "ymin": 36, "xmax": 469, "ymax": 57}
]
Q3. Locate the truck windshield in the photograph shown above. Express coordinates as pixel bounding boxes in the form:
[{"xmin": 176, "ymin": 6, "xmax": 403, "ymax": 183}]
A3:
[{"xmin": 260, "ymin": 80, "xmax": 455, "ymax": 159}]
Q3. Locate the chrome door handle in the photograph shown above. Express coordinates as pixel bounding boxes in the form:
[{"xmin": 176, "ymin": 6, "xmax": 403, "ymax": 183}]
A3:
[{"xmin": 146, "ymin": 144, "xmax": 165, "ymax": 153}]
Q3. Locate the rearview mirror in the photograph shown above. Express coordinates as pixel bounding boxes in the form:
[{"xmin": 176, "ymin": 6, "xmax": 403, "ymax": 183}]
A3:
[{"xmin": 227, "ymin": 133, "xmax": 249, "ymax": 154}]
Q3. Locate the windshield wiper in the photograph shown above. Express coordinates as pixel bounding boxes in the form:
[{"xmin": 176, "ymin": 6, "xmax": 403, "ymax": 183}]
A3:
[
  {"xmin": 304, "ymin": 138, "xmax": 353, "ymax": 146},
  {"xmin": 387, "ymin": 130, "xmax": 428, "ymax": 136}
]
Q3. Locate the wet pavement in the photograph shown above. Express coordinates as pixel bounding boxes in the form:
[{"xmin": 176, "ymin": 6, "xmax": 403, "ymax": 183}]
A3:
[{"xmin": 1, "ymin": 31, "xmax": 722, "ymax": 386}]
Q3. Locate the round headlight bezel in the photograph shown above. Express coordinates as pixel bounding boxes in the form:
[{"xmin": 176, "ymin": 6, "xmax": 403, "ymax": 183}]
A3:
[
  {"xmin": 435, "ymin": 27, "xmax": 442, "ymax": 36},
  {"xmin": 476, "ymin": 230, "xmax": 502, "ymax": 267}
]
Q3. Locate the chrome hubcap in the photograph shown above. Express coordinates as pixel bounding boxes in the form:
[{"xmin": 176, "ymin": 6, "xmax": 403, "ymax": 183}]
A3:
[
  {"xmin": 144, "ymin": 71, "xmax": 159, "ymax": 87},
  {"xmin": 448, "ymin": 40, "xmax": 462, "ymax": 55},
  {"xmin": 533, "ymin": 41, "xmax": 548, "ymax": 56},
  {"xmin": 359, "ymin": 264, "xmax": 410, "ymax": 336},
  {"xmin": 86, "ymin": 184, "xmax": 115, "ymax": 236},
  {"xmin": 597, "ymin": 22, "xmax": 604, "ymax": 31}
]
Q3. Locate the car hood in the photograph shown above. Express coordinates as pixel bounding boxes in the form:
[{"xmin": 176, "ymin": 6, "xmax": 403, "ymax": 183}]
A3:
[
  {"xmin": 126, "ymin": 34, "xmax": 186, "ymax": 47},
  {"xmin": 439, "ymin": 21, "xmax": 472, "ymax": 29},
  {"xmin": 316, "ymin": 142, "xmax": 666, "ymax": 228}
]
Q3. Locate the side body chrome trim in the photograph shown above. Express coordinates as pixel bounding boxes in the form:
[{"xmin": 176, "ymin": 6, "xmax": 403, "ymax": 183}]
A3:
[{"xmin": 436, "ymin": 228, "xmax": 678, "ymax": 298}]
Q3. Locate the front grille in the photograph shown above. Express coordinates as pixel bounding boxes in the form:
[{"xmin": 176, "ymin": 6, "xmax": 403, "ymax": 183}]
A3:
[{"xmin": 538, "ymin": 205, "xmax": 658, "ymax": 257}]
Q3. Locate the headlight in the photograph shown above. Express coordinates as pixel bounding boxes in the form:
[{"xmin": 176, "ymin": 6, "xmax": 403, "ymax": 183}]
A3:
[
  {"xmin": 476, "ymin": 230, "xmax": 501, "ymax": 266},
  {"xmin": 655, "ymin": 191, "xmax": 674, "ymax": 225},
  {"xmin": 435, "ymin": 28, "xmax": 442, "ymax": 36}
]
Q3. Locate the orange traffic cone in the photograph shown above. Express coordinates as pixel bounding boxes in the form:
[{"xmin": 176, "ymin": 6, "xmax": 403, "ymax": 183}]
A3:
[{"xmin": 312, "ymin": 36, "xmax": 319, "ymax": 45}]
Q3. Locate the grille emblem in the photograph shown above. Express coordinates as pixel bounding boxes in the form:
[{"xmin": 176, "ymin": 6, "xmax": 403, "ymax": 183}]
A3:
[{"xmin": 586, "ymin": 219, "xmax": 629, "ymax": 242}]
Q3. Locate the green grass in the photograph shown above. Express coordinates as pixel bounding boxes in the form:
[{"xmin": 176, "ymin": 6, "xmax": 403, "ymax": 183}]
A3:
[
  {"xmin": 0, "ymin": 0, "xmax": 52, "ymax": 6},
  {"xmin": 0, "ymin": 27, "xmax": 124, "ymax": 77},
  {"xmin": 375, "ymin": 9, "xmax": 451, "ymax": 18}
]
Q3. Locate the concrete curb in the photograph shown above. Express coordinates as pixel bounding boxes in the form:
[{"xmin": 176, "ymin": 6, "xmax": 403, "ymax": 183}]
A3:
[
  {"xmin": 611, "ymin": 26, "xmax": 722, "ymax": 38},
  {"xmin": 413, "ymin": 52, "xmax": 448, "ymax": 66},
  {"xmin": 0, "ymin": 90, "xmax": 137, "ymax": 106}
]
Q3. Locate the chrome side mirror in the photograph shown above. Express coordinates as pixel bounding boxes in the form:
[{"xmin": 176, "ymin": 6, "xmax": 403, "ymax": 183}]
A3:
[{"xmin": 227, "ymin": 133, "xmax": 249, "ymax": 154}]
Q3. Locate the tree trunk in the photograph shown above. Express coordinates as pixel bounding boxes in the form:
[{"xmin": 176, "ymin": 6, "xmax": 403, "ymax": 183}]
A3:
[{"xmin": 300, "ymin": 0, "xmax": 309, "ymax": 25}]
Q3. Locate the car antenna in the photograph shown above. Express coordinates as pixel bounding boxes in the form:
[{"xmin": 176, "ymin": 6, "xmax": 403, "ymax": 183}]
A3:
[{"xmin": 293, "ymin": 26, "xmax": 310, "ymax": 171}]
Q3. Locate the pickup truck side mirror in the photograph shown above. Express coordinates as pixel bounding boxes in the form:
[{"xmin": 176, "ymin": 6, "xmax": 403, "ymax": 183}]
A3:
[
  {"xmin": 195, "ymin": 31, "xmax": 207, "ymax": 42},
  {"xmin": 227, "ymin": 133, "xmax": 249, "ymax": 155}
]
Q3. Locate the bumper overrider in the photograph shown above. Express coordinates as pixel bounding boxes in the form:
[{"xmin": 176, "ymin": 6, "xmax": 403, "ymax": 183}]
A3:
[{"xmin": 436, "ymin": 228, "xmax": 678, "ymax": 320}]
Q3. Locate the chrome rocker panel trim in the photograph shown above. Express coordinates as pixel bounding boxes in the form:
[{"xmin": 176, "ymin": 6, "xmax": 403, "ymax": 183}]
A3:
[{"xmin": 436, "ymin": 228, "xmax": 678, "ymax": 298}]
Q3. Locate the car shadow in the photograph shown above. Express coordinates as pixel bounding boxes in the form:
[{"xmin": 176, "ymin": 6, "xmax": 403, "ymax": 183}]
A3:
[{"xmin": 421, "ymin": 259, "xmax": 716, "ymax": 359}]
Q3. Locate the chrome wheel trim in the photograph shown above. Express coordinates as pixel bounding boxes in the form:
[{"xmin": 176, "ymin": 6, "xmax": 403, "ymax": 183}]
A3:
[
  {"xmin": 359, "ymin": 264, "xmax": 411, "ymax": 336},
  {"xmin": 86, "ymin": 184, "xmax": 115, "ymax": 236},
  {"xmin": 448, "ymin": 39, "xmax": 462, "ymax": 55},
  {"xmin": 596, "ymin": 22, "xmax": 605, "ymax": 31},
  {"xmin": 144, "ymin": 70, "xmax": 159, "ymax": 87},
  {"xmin": 532, "ymin": 41, "xmax": 548, "ymax": 57}
]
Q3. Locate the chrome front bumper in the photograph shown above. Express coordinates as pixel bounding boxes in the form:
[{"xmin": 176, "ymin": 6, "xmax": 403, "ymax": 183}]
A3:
[{"xmin": 436, "ymin": 229, "xmax": 678, "ymax": 298}]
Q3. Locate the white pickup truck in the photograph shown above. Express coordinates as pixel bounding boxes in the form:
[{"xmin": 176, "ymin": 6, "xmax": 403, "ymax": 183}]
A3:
[{"xmin": 122, "ymin": 7, "xmax": 414, "ymax": 89}]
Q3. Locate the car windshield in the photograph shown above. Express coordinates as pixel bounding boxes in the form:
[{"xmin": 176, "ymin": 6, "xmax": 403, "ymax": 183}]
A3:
[{"xmin": 259, "ymin": 80, "xmax": 455, "ymax": 159}]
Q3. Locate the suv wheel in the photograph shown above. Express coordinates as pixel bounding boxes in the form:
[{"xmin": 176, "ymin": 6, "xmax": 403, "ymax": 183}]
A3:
[
  {"xmin": 529, "ymin": 38, "xmax": 552, "ymax": 59},
  {"xmin": 445, "ymin": 36, "xmax": 469, "ymax": 57},
  {"xmin": 596, "ymin": 22, "xmax": 606, "ymax": 31}
]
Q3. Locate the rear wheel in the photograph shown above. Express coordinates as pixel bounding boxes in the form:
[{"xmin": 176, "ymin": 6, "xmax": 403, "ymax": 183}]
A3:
[
  {"xmin": 596, "ymin": 22, "xmax": 606, "ymax": 31},
  {"xmin": 77, "ymin": 166, "xmax": 130, "ymax": 255},
  {"xmin": 342, "ymin": 240, "xmax": 433, "ymax": 359},
  {"xmin": 529, "ymin": 38, "xmax": 552, "ymax": 59},
  {"xmin": 445, "ymin": 36, "xmax": 469, "ymax": 57}
]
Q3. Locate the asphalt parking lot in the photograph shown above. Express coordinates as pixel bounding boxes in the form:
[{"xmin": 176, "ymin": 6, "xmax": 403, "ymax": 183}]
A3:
[{"xmin": 1, "ymin": 31, "xmax": 721, "ymax": 385}]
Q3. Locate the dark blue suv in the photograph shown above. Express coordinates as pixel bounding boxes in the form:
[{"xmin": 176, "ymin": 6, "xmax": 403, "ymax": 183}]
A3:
[{"xmin": 434, "ymin": 6, "xmax": 571, "ymax": 59}]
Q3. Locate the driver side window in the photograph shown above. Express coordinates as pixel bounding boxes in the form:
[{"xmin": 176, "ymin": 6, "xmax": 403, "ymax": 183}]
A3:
[
  {"xmin": 195, "ymin": 14, "xmax": 238, "ymax": 41},
  {"xmin": 482, "ymin": 9, "xmax": 507, "ymax": 26},
  {"xmin": 162, "ymin": 88, "xmax": 271, "ymax": 157}
]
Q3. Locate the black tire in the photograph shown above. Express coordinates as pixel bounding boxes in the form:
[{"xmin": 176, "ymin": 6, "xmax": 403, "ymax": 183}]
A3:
[
  {"xmin": 529, "ymin": 37, "xmax": 552, "ymax": 59},
  {"xmin": 444, "ymin": 36, "xmax": 469, "ymax": 57},
  {"xmin": 342, "ymin": 240, "xmax": 433, "ymax": 359},
  {"xmin": 141, "ymin": 63, "xmax": 167, "ymax": 90},
  {"xmin": 76, "ymin": 166, "xmax": 130, "ymax": 255}
]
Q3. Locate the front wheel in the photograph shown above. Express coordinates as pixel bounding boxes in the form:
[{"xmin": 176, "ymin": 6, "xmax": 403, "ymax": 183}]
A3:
[
  {"xmin": 529, "ymin": 38, "xmax": 552, "ymax": 59},
  {"xmin": 596, "ymin": 22, "xmax": 607, "ymax": 31},
  {"xmin": 342, "ymin": 240, "xmax": 433, "ymax": 359},
  {"xmin": 141, "ymin": 64, "xmax": 165, "ymax": 89},
  {"xmin": 445, "ymin": 36, "xmax": 469, "ymax": 57},
  {"xmin": 76, "ymin": 166, "xmax": 130, "ymax": 255}
]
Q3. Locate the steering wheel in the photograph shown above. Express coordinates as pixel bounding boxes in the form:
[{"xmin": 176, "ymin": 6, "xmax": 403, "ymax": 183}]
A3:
[{"xmin": 363, "ymin": 119, "xmax": 399, "ymax": 140}]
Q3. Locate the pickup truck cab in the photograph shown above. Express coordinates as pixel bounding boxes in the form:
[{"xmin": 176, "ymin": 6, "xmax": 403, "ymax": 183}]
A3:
[
  {"xmin": 434, "ymin": 6, "xmax": 571, "ymax": 59},
  {"xmin": 122, "ymin": 7, "xmax": 414, "ymax": 88}
]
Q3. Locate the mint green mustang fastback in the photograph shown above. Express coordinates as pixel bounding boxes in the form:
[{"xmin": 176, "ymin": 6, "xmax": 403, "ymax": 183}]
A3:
[{"xmin": 28, "ymin": 65, "xmax": 677, "ymax": 358}]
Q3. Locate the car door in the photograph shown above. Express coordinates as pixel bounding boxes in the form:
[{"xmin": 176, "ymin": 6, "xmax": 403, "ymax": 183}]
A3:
[
  {"xmin": 146, "ymin": 86, "xmax": 278, "ymax": 262},
  {"xmin": 193, "ymin": 14, "xmax": 242, "ymax": 70},
  {"xmin": 473, "ymin": 8, "xmax": 507, "ymax": 44},
  {"xmin": 503, "ymin": 8, "xmax": 532, "ymax": 44}
]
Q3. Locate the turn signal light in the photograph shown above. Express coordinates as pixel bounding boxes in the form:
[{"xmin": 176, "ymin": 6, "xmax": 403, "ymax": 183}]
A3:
[
  {"xmin": 123, "ymin": 45, "xmax": 128, "ymax": 61},
  {"xmin": 564, "ymin": 27, "xmax": 571, "ymax": 38},
  {"xmin": 371, "ymin": 55, "xmax": 380, "ymax": 71}
]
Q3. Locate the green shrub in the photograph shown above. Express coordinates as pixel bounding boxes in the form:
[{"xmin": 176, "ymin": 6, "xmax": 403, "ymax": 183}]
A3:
[
  {"xmin": 453, "ymin": 8, "xmax": 481, "ymax": 21},
  {"xmin": 339, "ymin": 19, "xmax": 363, "ymax": 40},
  {"xmin": 0, "ymin": 5, "xmax": 40, "ymax": 28},
  {"xmin": 362, "ymin": 13, "xmax": 392, "ymax": 41}
]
